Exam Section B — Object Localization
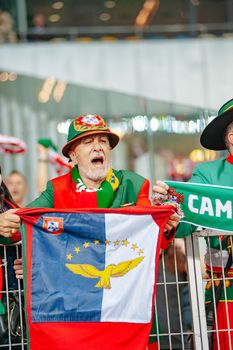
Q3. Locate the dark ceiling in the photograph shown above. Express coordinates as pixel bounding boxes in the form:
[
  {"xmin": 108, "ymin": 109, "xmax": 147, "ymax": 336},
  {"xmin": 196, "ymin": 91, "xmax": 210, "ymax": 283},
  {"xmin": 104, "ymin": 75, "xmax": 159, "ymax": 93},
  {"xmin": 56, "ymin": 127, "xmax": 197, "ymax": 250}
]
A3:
[
  {"xmin": 1, "ymin": 0, "xmax": 233, "ymax": 40},
  {"xmin": 22, "ymin": 0, "xmax": 229, "ymax": 25},
  {"xmin": 25, "ymin": 0, "xmax": 231, "ymax": 27},
  {"xmin": 26, "ymin": 0, "xmax": 145, "ymax": 27}
]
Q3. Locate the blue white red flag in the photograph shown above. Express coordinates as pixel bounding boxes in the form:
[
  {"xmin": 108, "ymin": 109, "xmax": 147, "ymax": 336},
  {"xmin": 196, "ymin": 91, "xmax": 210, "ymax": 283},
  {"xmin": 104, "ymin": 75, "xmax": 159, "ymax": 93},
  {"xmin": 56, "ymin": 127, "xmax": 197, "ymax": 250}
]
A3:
[{"xmin": 18, "ymin": 206, "xmax": 175, "ymax": 350}]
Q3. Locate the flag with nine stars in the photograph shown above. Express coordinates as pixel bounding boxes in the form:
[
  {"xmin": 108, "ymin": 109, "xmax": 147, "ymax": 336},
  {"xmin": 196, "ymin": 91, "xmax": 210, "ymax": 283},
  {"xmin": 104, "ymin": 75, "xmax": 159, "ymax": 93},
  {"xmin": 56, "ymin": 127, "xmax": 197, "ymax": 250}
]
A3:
[{"xmin": 18, "ymin": 206, "xmax": 175, "ymax": 350}]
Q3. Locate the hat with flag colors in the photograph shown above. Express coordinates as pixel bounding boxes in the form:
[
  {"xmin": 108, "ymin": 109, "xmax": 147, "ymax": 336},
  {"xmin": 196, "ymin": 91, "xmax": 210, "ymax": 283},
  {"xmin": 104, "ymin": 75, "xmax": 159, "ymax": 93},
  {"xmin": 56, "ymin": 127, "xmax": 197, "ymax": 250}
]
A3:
[
  {"xmin": 200, "ymin": 98, "xmax": 233, "ymax": 150},
  {"xmin": 62, "ymin": 115, "xmax": 120, "ymax": 158}
]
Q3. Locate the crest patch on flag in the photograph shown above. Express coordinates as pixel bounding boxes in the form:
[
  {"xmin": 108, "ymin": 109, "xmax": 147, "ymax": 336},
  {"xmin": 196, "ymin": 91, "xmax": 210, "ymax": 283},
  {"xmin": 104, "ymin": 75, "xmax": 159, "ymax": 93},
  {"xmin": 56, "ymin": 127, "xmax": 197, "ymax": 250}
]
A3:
[{"xmin": 43, "ymin": 216, "xmax": 64, "ymax": 235}]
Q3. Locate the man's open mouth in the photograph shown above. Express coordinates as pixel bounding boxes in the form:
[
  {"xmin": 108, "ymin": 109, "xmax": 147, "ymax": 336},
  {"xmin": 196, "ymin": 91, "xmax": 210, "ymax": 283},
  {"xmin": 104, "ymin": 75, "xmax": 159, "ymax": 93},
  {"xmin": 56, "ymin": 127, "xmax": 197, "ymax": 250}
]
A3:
[{"xmin": 91, "ymin": 156, "xmax": 104, "ymax": 165}]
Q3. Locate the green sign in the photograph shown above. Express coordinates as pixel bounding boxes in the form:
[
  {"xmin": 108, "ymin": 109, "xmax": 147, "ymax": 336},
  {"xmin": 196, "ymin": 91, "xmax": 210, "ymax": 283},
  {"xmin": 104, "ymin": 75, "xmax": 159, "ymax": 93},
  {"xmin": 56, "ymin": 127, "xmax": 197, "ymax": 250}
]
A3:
[{"xmin": 165, "ymin": 181, "xmax": 233, "ymax": 232}]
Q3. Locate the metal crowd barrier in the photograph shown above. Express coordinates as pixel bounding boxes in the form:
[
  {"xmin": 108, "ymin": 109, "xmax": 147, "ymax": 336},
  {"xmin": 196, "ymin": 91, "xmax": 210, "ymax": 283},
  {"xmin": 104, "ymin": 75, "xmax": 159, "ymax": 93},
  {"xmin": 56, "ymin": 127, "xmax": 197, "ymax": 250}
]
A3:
[
  {"xmin": 1, "ymin": 234, "xmax": 232, "ymax": 350},
  {"xmin": 190, "ymin": 231, "xmax": 233, "ymax": 350},
  {"xmin": 152, "ymin": 232, "xmax": 233, "ymax": 350},
  {"xmin": 0, "ymin": 242, "xmax": 26, "ymax": 349},
  {"xmin": 152, "ymin": 238, "xmax": 194, "ymax": 350}
]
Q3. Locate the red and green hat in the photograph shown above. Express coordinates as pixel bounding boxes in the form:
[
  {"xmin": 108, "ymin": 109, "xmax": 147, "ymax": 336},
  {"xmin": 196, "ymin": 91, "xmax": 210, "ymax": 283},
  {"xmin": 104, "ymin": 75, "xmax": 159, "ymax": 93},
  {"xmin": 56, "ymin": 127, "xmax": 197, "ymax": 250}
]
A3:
[
  {"xmin": 62, "ymin": 115, "xmax": 120, "ymax": 157},
  {"xmin": 200, "ymin": 98, "xmax": 233, "ymax": 150}
]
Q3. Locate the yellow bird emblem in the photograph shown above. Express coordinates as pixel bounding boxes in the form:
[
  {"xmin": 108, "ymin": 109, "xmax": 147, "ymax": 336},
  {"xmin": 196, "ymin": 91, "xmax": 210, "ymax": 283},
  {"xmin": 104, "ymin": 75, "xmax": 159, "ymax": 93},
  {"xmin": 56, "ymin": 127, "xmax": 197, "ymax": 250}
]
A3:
[{"xmin": 65, "ymin": 256, "xmax": 144, "ymax": 289}]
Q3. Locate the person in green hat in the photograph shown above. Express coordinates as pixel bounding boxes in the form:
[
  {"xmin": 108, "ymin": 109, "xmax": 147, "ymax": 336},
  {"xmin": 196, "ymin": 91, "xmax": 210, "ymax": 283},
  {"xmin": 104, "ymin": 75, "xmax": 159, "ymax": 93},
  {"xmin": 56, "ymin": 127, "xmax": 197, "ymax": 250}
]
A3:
[
  {"xmin": 0, "ymin": 115, "xmax": 180, "ymax": 225},
  {"xmin": 0, "ymin": 115, "xmax": 180, "ymax": 347},
  {"xmin": 153, "ymin": 98, "xmax": 233, "ymax": 350}
]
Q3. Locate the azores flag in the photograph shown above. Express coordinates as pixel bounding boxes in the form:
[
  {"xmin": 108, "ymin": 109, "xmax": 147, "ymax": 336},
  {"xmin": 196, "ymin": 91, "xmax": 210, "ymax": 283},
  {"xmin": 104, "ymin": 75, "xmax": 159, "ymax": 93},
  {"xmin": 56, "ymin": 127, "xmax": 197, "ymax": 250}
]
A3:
[{"xmin": 18, "ymin": 206, "xmax": 175, "ymax": 350}]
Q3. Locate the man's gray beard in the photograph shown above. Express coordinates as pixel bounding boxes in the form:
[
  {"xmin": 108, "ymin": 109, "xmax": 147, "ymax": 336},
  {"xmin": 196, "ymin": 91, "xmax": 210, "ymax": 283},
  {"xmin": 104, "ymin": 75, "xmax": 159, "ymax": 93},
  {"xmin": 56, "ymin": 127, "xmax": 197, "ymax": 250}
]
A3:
[{"xmin": 78, "ymin": 162, "xmax": 111, "ymax": 182}]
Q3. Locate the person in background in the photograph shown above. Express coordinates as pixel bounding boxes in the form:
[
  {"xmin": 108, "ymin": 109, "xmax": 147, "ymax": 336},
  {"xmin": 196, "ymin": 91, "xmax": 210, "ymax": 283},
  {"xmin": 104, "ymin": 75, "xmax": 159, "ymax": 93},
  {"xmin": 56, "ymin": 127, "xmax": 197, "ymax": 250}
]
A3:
[
  {"xmin": 0, "ymin": 166, "xmax": 22, "ymax": 346},
  {"xmin": 5, "ymin": 170, "xmax": 28, "ymax": 208},
  {"xmin": 37, "ymin": 138, "xmax": 72, "ymax": 193},
  {"xmin": 0, "ymin": 9, "xmax": 17, "ymax": 43},
  {"xmin": 37, "ymin": 140, "xmax": 51, "ymax": 193},
  {"xmin": 0, "ymin": 114, "xmax": 180, "ymax": 349},
  {"xmin": 153, "ymin": 98, "xmax": 233, "ymax": 350},
  {"xmin": 5, "ymin": 170, "xmax": 27, "ymax": 280}
]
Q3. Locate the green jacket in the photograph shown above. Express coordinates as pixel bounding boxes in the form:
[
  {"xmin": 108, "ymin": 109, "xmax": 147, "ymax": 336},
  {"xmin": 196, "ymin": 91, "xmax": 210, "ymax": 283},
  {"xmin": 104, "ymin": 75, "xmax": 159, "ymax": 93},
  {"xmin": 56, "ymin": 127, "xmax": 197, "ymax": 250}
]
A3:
[
  {"xmin": 28, "ymin": 169, "xmax": 151, "ymax": 209},
  {"xmin": 176, "ymin": 157, "xmax": 233, "ymax": 302}
]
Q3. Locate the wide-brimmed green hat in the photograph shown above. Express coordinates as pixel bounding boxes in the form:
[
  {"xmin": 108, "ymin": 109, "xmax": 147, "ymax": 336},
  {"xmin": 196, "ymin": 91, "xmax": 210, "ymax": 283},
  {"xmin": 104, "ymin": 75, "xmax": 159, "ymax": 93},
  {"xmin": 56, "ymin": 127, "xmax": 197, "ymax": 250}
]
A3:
[
  {"xmin": 200, "ymin": 98, "xmax": 233, "ymax": 150},
  {"xmin": 62, "ymin": 115, "xmax": 120, "ymax": 157}
]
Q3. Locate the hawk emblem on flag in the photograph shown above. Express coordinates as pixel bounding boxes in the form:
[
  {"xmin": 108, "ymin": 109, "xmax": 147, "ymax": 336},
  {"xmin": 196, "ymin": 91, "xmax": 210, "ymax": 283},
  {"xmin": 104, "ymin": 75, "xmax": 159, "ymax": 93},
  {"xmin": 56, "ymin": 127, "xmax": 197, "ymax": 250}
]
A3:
[
  {"xmin": 43, "ymin": 217, "xmax": 64, "ymax": 235},
  {"xmin": 66, "ymin": 256, "xmax": 144, "ymax": 289}
]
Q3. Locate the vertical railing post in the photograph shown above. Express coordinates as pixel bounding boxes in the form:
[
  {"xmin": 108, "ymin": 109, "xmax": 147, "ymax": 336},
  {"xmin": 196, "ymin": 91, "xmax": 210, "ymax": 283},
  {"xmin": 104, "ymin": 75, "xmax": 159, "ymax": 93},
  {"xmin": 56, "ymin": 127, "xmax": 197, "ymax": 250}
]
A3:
[{"xmin": 185, "ymin": 234, "xmax": 209, "ymax": 349}]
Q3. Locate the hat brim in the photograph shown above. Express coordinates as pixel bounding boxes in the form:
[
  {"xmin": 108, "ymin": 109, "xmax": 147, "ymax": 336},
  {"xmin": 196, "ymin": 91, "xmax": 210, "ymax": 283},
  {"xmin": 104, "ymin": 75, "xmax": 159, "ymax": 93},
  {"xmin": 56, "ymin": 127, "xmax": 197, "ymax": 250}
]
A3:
[
  {"xmin": 62, "ymin": 130, "xmax": 120, "ymax": 157},
  {"xmin": 200, "ymin": 108, "xmax": 233, "ymax": 150}
]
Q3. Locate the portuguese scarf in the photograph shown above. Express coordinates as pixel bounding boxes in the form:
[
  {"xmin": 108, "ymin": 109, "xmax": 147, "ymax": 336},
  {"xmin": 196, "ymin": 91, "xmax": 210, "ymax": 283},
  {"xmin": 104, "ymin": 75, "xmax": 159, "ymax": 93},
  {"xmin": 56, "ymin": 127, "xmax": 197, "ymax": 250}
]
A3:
[{"xmin": 71, "ymin": 167, "xmax": 120, "ymax": 208}]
